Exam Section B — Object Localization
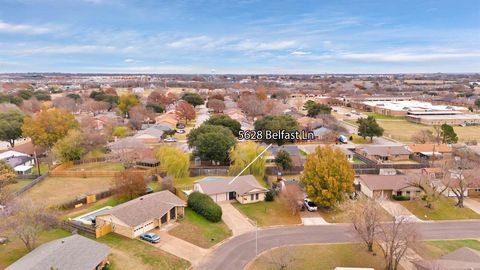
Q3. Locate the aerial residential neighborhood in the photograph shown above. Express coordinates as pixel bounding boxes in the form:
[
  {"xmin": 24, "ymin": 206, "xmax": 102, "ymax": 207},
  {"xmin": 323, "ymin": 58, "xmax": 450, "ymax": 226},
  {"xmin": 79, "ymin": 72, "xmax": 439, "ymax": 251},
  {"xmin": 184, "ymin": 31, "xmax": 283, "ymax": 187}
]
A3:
[{"xmin": 1, "ymin": 1, "xmax": 480, "ymax": 270}]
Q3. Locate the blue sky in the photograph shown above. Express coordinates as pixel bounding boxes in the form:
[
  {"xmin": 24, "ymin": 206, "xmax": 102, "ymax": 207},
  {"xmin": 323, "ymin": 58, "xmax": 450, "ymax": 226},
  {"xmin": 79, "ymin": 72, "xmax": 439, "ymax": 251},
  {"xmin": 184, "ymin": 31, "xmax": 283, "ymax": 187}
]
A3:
[{"xmin": 0, "ymin": 0, "xmax": 479, "ymax": 73}]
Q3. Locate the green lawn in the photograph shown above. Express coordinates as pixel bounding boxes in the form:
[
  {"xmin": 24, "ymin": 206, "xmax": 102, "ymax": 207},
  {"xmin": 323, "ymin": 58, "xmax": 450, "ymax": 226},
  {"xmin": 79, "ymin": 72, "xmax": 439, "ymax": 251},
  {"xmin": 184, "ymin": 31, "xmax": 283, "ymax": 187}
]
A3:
[
  {"xmin": 233, "ymin": 199, "xmax": 301, "ymax": 227},
  {"xmin": 351, "ymin": 156, "xmax": 365, "ymax": 164},
  {"xmin": 349, "ymin": 134, "xmax": 371, "ymax": 144},
  {"xmin": 399, "ymin": 197, "xmax": 480, "ymax": 220},
  {"xmin": 318, "ymin": 201, "xmax": 392, "ymax": 223},
  {"xmin": 0, "ymin": 229, "xmax": 71, "ymax": 269},
  {"xmin": 414, "ymin": 239, "xmax": 480, "ymax": 260},
  {"xmin": 169, "ymin": 208, "xmax": 232, "ymax": 248},
  {"xmin": 31, "ymin": 163, "xmax": 49, "ymax": 175},
  {"xmin": 96, "ymin": 234, "xmax": 190, "ymax": 270},
  {"xmin": 68, "ymin": 162, "xmax": 125, "ymax": 172},
  {"xmin": 7, "ymin": 179, "xmax": 31, "ymax": 192},
  {"xmin": 247, "ymin": 243, "xmax": 394, "ymax": 270},
  {"xmin": 365, "ymin": 112, "xmax": 406, "ymax": 120}
]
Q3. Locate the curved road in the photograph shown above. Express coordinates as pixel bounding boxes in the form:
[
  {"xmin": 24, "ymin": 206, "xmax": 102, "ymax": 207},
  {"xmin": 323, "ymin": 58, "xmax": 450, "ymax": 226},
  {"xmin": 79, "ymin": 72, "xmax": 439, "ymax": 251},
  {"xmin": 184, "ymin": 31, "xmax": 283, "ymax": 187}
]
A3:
[{"xmin": 196, "ymin": 221, "xmax": 480, "ymax": 270}]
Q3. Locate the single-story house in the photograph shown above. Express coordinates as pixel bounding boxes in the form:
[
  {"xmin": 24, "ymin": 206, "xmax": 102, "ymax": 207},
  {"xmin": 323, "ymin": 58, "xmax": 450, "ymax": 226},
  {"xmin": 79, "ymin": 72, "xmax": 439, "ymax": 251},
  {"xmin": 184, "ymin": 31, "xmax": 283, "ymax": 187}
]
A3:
[
  {"xmin": 154, "ymin": 112, "xmax": 178, "ymax": 129},
  {"xmin": 356, "ymin": 145, "xmax": 412, "ymax": 163},
  {"xmin": 358, "ymin": 175, "xmax": 422, "ymax": 199},
  {"xmin": 134, "ymin": 127, "xmax": 164, "ymax": 143},
  {"xmin": 412, "ymin": 247, "xmax": 480, "ymax": 270},
  {"xmin": 193, "ymin": 175, "xmax": 269, "ymax": 204},
  {"xmin": 333, "ymin": 145, "xmax": 354, "ymax": 161},
  {"xmin": 11, "ymin": 142, "xmax": 47, "ymax": 157},
  {"xmin": 0, "ymin": 150, "xmax": 34, "ymax": 175},
  {"xmin": 6, "ymin": 234, "xmax": 110, "ymax": 270},
  {"xmin": 436, "ymin": 170, "xmax": 480, "ymax": 198},
  {"xmin": 408, "ymin": 143, "xmax": 452, "ymax": 160},
  {"xmin": 96, "ymin": 191, "xmax": 185, "ymax": 238}
]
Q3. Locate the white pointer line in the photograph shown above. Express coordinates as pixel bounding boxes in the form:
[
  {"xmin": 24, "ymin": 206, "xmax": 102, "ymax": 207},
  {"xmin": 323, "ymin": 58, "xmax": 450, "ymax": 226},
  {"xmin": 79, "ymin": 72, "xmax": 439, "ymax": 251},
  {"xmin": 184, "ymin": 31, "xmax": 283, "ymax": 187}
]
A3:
[{"xmin": 228, "ymin": 143, "xmax": 273, "ymax": 185}]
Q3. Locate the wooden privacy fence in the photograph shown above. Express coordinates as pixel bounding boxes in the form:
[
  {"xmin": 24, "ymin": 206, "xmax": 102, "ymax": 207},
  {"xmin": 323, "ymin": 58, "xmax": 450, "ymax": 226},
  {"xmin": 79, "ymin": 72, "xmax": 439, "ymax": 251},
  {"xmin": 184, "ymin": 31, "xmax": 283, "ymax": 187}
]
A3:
[
  {"xmin": 49, "ymin": 167, "xmax": 164, "ymax": 178},
  {"xmin": 14, "ymin": 173, "xmax": 49, "ymax": 196},
  {"xmin": 62, "ymin": 220, "xmax": 112, "ymax": 238}
]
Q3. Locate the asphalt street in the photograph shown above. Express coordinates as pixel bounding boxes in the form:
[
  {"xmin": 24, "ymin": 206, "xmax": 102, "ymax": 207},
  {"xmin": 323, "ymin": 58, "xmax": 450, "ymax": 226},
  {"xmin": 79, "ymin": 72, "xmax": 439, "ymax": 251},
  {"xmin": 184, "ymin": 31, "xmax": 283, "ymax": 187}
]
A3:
[{"xmin": 196, "ymin": 221, "xmax": 480, "ymax": 270}]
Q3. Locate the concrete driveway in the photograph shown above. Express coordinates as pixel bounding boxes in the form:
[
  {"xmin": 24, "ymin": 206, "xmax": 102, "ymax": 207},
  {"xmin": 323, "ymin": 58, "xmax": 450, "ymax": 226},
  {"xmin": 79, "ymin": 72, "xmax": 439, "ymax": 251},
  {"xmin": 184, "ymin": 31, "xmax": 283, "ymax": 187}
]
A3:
[
  {"xmin": 152, "ymin": 230, "xmax": 209, "ymax": 266},
  {"xmin": 378, "ymin": 200, "xmax": 422, "ymax": 222},
  {"xmin": 219, "ymin": 202, "xmax": 255, "ymax": 236},
  {"xmin": 464, "ymin": 198, "xmax": 480, "ymax": 214},
  {"xmin": 300, "ymin": 211, "xmax": 328, "ymax": 225}
]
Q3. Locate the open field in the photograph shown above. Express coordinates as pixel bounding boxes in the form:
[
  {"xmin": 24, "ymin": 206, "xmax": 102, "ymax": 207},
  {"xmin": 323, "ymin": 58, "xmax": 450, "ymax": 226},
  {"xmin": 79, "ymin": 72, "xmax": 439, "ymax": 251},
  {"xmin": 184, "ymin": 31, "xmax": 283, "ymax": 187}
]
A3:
[
  {"xmin": 168, "ymin": 208, "xmax": 232, "ymax": 248},
  {"xmin": 343, "ymin": 108, "xmax": 480, "ymax": 143},
  {"xmin": 22, "ymin": 176, "xmax": 113, "ymax": 206},
  {"xmin": 233, "ymin": 199, "xmax": 301, "ymax": 227},
  {"xmin": 0, "ymin": 229, "xmax": 71, "ymax": 269},
  {"xmin": 247, "ymin": 243, "xmax": 396, "ymax": 270},
  {"xmin": 414, "ymin": 239, "xmax": 480, "ymax": 260},
  {"xmin": 6, "ymin": 179, "xmax": 31, "ymax": 192},
  {"xmin": 399, "ymin": 197, "xmax": 480, "ymax": 220},
  {"xmin": 96, "ymin": 233, "xmax": 191, "ymax": 270},
  {"xmin": 67, "ymin": 162, "xmax": 125, "ymax": 172}
]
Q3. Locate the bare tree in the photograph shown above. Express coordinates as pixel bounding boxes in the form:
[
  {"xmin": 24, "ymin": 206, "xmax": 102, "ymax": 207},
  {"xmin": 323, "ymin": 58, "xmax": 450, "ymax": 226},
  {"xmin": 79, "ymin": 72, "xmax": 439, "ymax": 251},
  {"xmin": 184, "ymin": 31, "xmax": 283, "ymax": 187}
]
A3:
[
  {"xmin": 0, "ymin": 199, "xmax": 58, "ymax": 251},
  {"xmin": 411, "ymin": 129, "xmax": 436, "ymax": 144},
  {"xmin": 52, "ymin": 96, "xmax": 76, "ymax": 112},
  {"xmin": 259, "ymin": 246, "xmax": 297, "ymax": 270},
  {"xmin": 129, "ymin": 105, "xmax": 154, "ymax": 130},
  {"xmin": 280, "ymin": 185, "xmax": 304, "ymax": 215},
  {"xmin": 207, "ymin": 98, "xmax": 225, "ymax": 113},
  {"xmin": 377, "ymin": 216, "xmax": 418, "ymax": 270},
  {"xmin": 161, "ymin": 176, "xmax": 174, "ymax": 193},
  {"xmin": 114, "ymin": 171, "xmax": 147, "ymax": 200},
  {"xmin": 20, "ymin": 98, "xmax": 41, "ymax": 115},
  {"xmin": 238, "ymin": 94, "xmax": 264, "ymax": 117},
  {"xmin": 441, "ymin": 155, "xmax": 480, "ymax": 208},
  {"xmin": 407, "ymin": 172, "xmax": 448, "ymax": 209},
  {"xmin": 343, "ymin": 196, "xmax": 382, "ymax": 252}
]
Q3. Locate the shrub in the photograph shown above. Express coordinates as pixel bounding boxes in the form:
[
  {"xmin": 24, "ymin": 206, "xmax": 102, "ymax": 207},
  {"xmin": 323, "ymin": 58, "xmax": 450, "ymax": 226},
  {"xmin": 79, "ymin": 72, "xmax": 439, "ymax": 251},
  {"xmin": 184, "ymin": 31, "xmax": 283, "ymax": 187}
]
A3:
[
  {"xmin": 392, "ymin": 195, "xmax": 410, "ymax": 201},
  {"xmin": 187, "ymin": 192, "xmax": 222, "ymax": 222},
  {"xmin": 265, "ymin": 190, "xmax": 275, "ymax": 201}
]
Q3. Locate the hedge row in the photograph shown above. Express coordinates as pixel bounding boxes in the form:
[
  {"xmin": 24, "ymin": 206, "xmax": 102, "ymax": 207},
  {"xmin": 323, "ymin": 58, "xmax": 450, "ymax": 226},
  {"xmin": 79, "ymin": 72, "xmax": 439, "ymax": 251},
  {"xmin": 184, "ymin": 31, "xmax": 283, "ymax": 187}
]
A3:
[{"xmin": 187, "ymin": 192, "xmax": 222, "ymax": 222}]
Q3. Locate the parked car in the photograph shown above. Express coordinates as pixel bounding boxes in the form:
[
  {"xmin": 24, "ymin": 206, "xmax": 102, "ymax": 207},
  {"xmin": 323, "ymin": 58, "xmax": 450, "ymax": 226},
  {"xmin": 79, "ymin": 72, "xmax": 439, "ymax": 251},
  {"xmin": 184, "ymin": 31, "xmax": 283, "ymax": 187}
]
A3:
[
  {"xmin": 163, "ymin": 137, "xmax": 177, "ymax": 142},
  {"xmin": 176, "ymin": 129, "xmax": 186, "ymax": 134},
  {"xmin": 140, "ymin": 233, "xmax": 160, "ymax": 243},
  {"xmin": 304, "ymin": 199, "xmax": 318, "ymax": 212},
  {"xmin": 144, "ymin": 187, "xmax": 154, "ymax": 195},
  {"xmin": 176, "ymin": 123, "xmax": 185, "ymax": 129}
]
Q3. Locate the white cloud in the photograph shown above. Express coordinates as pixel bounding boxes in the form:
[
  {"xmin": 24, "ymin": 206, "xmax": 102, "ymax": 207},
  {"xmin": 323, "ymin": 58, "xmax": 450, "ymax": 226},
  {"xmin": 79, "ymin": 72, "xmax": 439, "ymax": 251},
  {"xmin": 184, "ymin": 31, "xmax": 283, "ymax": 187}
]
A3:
[
  {"xmin": 124, "ymin": 58, "xmax": 136, "ymax": 63},
  {"xmin": 0, "ymin": 20, "xmax": 52, "ymax": 35},
  {"xmin": 338, "ymin": 51, "xmax": 480, "ymax": 62},
  {"xmin": 290, "ymin": 50, "xmax": 311, "ymax": 55},
  {"xmin": 235, "ymin": 40, "xmax": 297, "ymax": 51},
  {"xmin": 17, "ymin": 45, "xmax": 125, "ymax": 55},
  {"xmin": 167, "ymin": 36, "xmax": 212, "ymax": 49}
]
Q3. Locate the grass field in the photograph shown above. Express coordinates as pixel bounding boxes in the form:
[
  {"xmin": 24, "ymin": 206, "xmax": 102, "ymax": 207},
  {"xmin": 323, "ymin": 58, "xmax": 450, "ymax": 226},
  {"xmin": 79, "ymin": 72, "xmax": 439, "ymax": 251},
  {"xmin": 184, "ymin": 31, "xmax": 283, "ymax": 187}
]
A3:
[
  {"xmin": 174, "ymin": 175, "xmax": 212, "ymax": 188},
  {"xmin": 97, "ymin": 233, "xmax": 190, "ymax": 270},
  {"xmin": 68, "ymin": 162, "xmax": 125, "ymax": 172},
  {"xmin": 168, "ymin": 208, "xmax": 232, "ymax": 248},
  {"xmin": 247, "ymin": 243, "xmax": 394, "ymax": 270},
  {"xmin": 63, "ymin": 196, "xmax": 126, "ymax": 219},
  {"xmin": 6, "ymin": 179, "xmax": 31, "ymax": 192},
  {"xmin": 0, "ymin": 229, "xmax": 71, "ymax": 269},
  {"xmin": 22, "ymin": 176, "xmax": 114, "ymax": 206},
  {"xmin": 414, "ymin": 239, "xmax": 480, "ymax": 260},
  {"xmin": 399, "ymin": 197, "xmax": 480, "ymax": 220},
  {"xmin": 318, "ymin": 201, "xmax": 392, "ymax": 223},
  {"xmin": 233, "ymin": 199, "xmax": 301, "ymax": 227},
  {"xmin": 344, "ymin": 109, "xmax": 480, "ymax": 143}
]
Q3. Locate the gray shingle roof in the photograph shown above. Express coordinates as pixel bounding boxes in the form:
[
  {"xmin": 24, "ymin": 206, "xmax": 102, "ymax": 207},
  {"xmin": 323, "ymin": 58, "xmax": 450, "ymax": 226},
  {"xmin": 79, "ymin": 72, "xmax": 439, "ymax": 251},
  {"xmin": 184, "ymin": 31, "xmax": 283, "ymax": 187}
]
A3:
[
  {"xmin": 194, "ymin": 175, "xmax": 268, "ymax": 196},
  {"xmin": 357, "ymin": 145, "xmax": 412, "ymax": 157},
  {"xmin": 6, "ymin": 234, "xmax": 110, "ymax": 270},
  {"xmin": 97, "ymin": 190, "xmax": 185, "ymax": 227},
  {"xmin": 359, "ymin": 175, "xmax": 410, "ymax": 191},
  {"xmin": 412, "ymin": 247, "xmax": 480, "ymax": 270}
]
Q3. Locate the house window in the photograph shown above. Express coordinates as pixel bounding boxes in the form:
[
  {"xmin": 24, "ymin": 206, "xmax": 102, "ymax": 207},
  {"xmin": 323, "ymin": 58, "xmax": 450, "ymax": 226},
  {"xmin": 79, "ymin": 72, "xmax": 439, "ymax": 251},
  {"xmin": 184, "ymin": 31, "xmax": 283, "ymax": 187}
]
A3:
[
  {"xmin": 255, "ymin": 193, "xmax": 259, "ymax": 200},
  {"xmin": 406, "ymin": 191, "xmax": 411, "ymax": 195},
  {"xmin": 250, "ymin": 194, "xmax": 254, "ymax": 200}
]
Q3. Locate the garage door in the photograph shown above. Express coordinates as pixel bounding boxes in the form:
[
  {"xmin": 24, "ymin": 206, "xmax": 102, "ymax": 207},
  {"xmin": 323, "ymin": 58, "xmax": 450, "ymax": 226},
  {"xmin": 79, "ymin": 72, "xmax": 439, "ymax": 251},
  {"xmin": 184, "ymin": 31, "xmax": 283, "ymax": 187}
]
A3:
[{"xmin": 133, "ymin": 221, "xmax": 156, "ymax": 237}]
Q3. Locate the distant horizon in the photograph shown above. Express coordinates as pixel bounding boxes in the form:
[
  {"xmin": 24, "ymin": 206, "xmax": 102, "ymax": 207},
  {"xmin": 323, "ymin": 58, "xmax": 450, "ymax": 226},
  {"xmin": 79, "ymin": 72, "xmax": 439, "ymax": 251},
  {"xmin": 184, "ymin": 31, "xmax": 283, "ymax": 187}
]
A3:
[{"xmin": 1, "ymin": 71, "xmax": 479, "ymax": 76}]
